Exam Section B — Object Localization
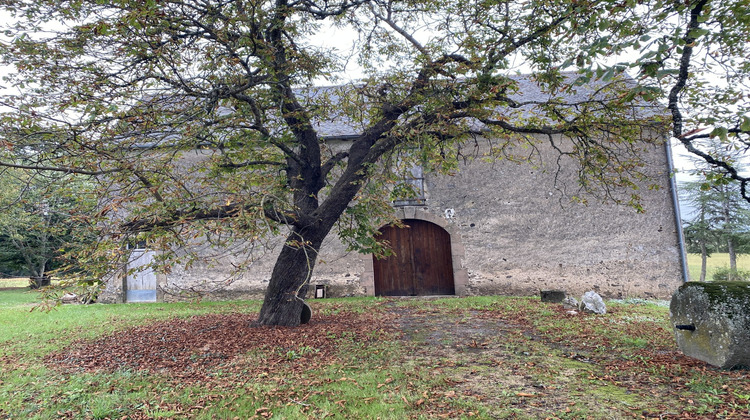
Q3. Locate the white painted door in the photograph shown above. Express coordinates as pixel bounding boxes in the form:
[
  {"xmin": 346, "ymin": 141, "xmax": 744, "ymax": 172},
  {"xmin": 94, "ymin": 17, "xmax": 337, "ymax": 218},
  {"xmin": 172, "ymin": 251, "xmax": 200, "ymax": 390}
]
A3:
[{"xmin": 126, "ymin": 249, "xmax": 157, "ymax": 302}]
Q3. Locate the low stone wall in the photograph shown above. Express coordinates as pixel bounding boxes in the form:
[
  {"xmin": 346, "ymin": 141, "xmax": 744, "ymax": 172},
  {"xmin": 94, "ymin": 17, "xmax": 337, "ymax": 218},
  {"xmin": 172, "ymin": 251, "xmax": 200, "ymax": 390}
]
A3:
[{"xmin": 670, "ymin": 281, "xmax": 750, "ymax": 369}]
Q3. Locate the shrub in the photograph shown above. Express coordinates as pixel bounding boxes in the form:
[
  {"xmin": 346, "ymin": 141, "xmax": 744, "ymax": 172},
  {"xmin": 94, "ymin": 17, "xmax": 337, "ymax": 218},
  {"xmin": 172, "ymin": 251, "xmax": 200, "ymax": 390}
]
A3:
[{"xmin": 712, "ymin": 267, "xmax": 750, "ymax": 282}]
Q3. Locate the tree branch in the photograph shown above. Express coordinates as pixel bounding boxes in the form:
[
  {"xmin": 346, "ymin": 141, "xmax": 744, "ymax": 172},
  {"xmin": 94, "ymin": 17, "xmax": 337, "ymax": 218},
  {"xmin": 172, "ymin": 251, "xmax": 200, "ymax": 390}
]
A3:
[
  {"xmin": 219, "ymin": 160, "xmax": 287, "ymax": 169},
  {"xmin": 667, "ymin": 0, "xmax": 750, "ymax": 201},
  {"xmin": 321, "ymin": 151, "xmax": 349, "ymax": 180},
  {"xmin": 0, "ymin": 161, "xmax": 120, "ymax": 176},
  {"xmin": 368, "ymin": 2, "xmax": 428, "ymax": 56}
]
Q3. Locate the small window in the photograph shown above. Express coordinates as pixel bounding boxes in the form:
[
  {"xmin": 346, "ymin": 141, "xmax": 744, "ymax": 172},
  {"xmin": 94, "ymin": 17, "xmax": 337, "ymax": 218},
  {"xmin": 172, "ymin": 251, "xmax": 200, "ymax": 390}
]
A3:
[
  {"xmin": 125, "ymin": 237, "xmax": 150, "ymax": 250},
  {"xmin": 392, "ymin": 165, "xmax": 425, "ymax": 206}
]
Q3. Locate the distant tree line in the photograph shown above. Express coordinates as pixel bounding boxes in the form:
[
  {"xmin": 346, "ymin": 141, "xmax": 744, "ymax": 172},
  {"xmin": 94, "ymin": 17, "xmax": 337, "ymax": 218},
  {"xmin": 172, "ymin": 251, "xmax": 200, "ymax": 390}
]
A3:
[
  {"xmin": 681, "ymin": 178, "xmax": 750, "ymax": 282},
  {"xmin": 0, "ymin": 167, "xmax": 96, "ymax": 288}
]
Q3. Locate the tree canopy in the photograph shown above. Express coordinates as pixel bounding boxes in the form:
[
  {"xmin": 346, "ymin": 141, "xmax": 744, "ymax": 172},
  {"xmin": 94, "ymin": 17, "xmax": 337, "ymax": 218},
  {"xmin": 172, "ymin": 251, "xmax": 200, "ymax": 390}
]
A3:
[
  {"xmin": 0, "ymin": 166, "xmax": 96, "ymax": 287},
  {"xmin": 680, "ymin": 179, "xmax": 750, "ymax": 280},
  {"xmin": 0, "ymin": 0, "xmax": 747, "ymax": 325},
  {"xmin": 680, "ymin": 146, "xmax": 750, "ymax": 281},
  {"xmin": 632, "ymin": 0, "xmax": 750, "ymax": 197}
]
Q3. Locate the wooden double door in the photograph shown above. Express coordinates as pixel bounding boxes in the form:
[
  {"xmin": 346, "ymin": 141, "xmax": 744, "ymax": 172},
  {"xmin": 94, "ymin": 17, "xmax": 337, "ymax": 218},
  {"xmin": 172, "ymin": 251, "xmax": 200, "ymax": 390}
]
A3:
[{"xmin": 373, "ymin": 219, "xmax": 455, "ymax": 296}]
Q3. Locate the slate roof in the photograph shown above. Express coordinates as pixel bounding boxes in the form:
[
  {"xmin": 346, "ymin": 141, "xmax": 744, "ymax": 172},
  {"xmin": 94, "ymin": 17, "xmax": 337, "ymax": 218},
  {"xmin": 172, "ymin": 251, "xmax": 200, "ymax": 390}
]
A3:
[
  {"xmin": 304, "ymin": 72, "xmax": 665, "ymax": 140},
  {"xmin": 129, "ymin": 72, "xmax": 664, "ymax": 147}
]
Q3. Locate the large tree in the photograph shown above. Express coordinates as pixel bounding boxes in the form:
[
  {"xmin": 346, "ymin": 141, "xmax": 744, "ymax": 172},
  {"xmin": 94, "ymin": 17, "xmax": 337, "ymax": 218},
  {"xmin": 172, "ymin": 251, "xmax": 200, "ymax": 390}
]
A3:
[
  {"xmin": 613, "ymin": 0, "xmax": 750, "ymax": 200},
  {"xmin": 0, "ymin": 167, "xmax": 95, "ymax": 287},
  {"xmin": 0, "ymin": 0, "xmax": 733, "ymax": 325},
  {"xmin": 680, "ymin": 179, "xmax": 750, "ymax": 281}
]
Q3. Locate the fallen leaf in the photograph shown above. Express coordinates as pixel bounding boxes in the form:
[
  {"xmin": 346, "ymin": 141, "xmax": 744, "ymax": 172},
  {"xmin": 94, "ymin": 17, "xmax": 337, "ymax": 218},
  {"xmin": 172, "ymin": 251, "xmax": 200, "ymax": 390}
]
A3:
[{"xmin": 516, "ymin": 392, "xmax": 536, "ymax": 398}]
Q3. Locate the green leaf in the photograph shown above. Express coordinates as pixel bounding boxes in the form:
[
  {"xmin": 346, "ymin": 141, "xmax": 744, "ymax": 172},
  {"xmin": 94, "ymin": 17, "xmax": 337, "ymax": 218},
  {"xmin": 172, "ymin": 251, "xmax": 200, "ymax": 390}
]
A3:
[
  {"xmin": 687, "ymin": 28, "xmax": 709, "ymax": 39},
  {"xmin": 655, "ymin": 69, "xmax": 679, "ymax": 78},
  {"xmin": 710, "ymin": 126, "xmax": 729, "ymax": 142},
  {"xmin": 740, "ymin": 116, "xmax": 750, "ymax": 132}
]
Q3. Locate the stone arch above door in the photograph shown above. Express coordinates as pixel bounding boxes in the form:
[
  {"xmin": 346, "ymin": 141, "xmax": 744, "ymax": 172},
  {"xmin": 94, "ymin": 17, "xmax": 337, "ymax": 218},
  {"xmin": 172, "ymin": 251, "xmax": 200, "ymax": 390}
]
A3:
[{"xmin": 361, "ymin": 208, "xmax": 468, "ymax": 296}]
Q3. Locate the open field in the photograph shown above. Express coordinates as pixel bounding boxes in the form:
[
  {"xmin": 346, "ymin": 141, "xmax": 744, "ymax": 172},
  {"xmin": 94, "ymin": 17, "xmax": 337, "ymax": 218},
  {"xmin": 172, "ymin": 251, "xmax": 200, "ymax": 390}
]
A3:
[
  {"xmin": 0, "ymin": 277, "xmax": 31, "ymax": 289},
  {"xmin": 1, "ymin": 285, "xmax": 748, "ymax": 419},
  {"xmin": 686, "ymin": 253, "xmax": 750, "ymax": 282}
]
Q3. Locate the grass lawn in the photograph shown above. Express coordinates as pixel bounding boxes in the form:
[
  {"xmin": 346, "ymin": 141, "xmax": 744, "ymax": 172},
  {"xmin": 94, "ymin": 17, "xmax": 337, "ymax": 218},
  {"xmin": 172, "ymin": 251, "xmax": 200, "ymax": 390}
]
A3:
[
  {"xmin": 1, "ymin": 284, "xmax": 748, "ymax": 419},
  {"xmin": 686, "ymin": 253, "xmax": 750, "ymax": 282}
]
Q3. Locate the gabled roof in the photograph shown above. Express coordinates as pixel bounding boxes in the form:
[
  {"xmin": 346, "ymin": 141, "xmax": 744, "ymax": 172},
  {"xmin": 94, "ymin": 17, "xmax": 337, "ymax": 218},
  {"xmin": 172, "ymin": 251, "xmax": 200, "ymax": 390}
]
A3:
[
  {"xmin": 303, "ymin": 72, "xmax": 665, "ymax": 140},
  {"xmin": 127, "ymin": 72, "xmax": 665, "ymax": 148}
]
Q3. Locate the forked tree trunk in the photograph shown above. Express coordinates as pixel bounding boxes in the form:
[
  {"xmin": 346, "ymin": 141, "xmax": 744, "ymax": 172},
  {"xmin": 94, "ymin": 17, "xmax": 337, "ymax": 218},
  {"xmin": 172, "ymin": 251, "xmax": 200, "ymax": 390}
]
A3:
[
  {"xmin": 256, "ymin": 227, "xmax": 326, "ymax": 326},
  {"xmin": 255, "ymin": 128, "xmax": 383, "ymax": 326},
  {"xmin": 28, "ymin": 260, "xmax": 50, "ymax": 289}
]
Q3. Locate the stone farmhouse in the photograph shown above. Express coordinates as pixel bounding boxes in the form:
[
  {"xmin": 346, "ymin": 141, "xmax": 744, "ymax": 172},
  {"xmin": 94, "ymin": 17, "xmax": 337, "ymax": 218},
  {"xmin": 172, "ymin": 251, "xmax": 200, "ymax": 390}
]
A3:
[{"xmin": 99, "ymin": 76, "xmax": 687, "ymax": 304}]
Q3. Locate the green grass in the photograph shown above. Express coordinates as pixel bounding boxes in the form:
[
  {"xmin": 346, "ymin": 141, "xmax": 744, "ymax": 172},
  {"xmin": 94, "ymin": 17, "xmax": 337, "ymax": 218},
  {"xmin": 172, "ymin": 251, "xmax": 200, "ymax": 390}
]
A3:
[
  {"xmin": 1, "ymin": 288, "xmax": 748, "ymax": 419},
  {"xmin": 0, "ymin": 287, "xmax": 260, "ymax": 359},
  {"xmin": 686, "ymin": 252, "xmax": 750, "ymax": 281},
  {"xmin": 0, "ymin": 287, "xmax": 37, "ymax": 307}
]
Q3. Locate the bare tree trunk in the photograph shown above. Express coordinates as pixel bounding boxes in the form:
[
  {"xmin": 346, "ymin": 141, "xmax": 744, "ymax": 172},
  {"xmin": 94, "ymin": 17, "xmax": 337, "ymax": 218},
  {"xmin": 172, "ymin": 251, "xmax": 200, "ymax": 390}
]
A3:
[
  {"xmin": 700, "ymin": 242, "xmax": 707, "ymax": 282},
  {"xmin": 255, "ymin": 168, "xmax": 368, "ymax": 326},
  {"xmin": 720, "ymin": 186, "xmax": 738, "ymax": 273},
  {"xmin": 256, "ymin": 227, "xmax": 326, "ymax": 326},
  {"xmin": 727, "ymin": 237, "xmax": 737, "ymax": 273},
  {"xmin": 28, "ymin": 259, "xmax": 50, "ymax": 289}
]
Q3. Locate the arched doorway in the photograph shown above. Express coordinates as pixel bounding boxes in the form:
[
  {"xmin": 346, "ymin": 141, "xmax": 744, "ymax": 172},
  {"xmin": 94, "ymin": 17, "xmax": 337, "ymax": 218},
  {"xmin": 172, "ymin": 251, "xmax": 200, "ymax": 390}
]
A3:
[{"xmin": 373, "ymin": 219, "xmax": 455, "ymax": 296}]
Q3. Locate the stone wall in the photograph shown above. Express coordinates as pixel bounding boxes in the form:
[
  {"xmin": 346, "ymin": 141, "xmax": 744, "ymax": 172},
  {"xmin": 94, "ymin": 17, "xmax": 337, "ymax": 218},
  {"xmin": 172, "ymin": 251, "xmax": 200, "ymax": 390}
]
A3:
[
  {"xmin": 421, "ymin": 135, "xmax": 683, "ymax": 299},
  {"xmin": 99, "ymin": 132, "xmax": 685, "ymax": 303}
]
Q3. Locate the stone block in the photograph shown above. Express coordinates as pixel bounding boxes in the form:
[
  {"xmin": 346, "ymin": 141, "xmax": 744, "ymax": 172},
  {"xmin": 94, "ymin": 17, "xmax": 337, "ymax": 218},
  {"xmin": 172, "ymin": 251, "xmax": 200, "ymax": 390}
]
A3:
[
  {"xmin": 670, "ymin": 281, "xmax": 750, "ymax": 369},
  {"xmin": 540, "ymin": 290, "xmax": 566, "ymax": 303},
  {"xmin": 581, "ymin": 291, "xmax": 606, "ymax": 314}
]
